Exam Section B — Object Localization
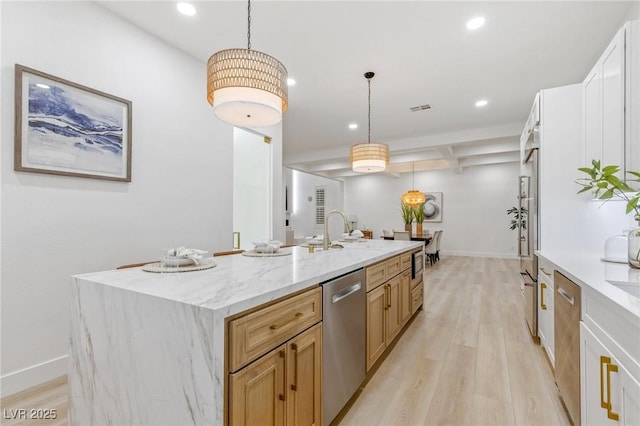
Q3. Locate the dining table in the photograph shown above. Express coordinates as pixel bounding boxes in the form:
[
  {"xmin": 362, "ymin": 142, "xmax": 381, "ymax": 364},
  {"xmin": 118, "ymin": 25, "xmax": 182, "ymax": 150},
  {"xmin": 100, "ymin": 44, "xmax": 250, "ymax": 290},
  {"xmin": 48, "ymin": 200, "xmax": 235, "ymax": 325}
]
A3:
[{"xmin": 382, "ymin": 234, "xmax": 432, "ymax": 243}]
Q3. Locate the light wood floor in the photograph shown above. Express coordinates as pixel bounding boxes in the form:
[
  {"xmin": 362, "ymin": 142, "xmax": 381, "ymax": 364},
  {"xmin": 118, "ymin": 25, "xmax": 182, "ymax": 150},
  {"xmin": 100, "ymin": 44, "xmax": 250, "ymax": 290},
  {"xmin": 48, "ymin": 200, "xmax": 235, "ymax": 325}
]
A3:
[
  {"xmin": 341, "ymin": 256, "xmax": 571, "ymax": 426},
  {"xmin": 1, "ymin": 256, "xmax": 571, "ymax": 426}
]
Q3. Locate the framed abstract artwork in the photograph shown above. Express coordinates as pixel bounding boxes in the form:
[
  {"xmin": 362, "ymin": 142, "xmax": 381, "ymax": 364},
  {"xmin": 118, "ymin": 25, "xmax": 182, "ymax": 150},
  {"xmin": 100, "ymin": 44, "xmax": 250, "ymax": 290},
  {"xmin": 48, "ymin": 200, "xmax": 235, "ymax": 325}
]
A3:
[
  {"xmin": 423, "ymin": 192, "xmax": 443, "ymax": 222},
  {"xmin": 14, "ymin": 64, "xmax": 132, "ymax": 182}
]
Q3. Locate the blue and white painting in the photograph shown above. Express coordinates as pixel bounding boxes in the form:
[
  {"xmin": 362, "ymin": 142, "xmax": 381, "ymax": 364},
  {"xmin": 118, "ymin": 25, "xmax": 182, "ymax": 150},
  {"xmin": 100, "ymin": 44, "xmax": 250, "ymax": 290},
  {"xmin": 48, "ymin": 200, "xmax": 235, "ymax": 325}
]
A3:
[{"xmin": 21, "ymin": 71, "xmax": 128, "ymax": 179}]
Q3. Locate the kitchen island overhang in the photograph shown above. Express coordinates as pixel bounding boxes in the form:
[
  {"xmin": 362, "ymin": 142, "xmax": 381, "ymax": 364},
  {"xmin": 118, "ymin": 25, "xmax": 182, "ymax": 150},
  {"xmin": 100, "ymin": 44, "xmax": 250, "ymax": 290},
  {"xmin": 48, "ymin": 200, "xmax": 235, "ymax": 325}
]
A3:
[{"xmin": 69, "ymin": 240, "xmax": 424, "ymax": 425}]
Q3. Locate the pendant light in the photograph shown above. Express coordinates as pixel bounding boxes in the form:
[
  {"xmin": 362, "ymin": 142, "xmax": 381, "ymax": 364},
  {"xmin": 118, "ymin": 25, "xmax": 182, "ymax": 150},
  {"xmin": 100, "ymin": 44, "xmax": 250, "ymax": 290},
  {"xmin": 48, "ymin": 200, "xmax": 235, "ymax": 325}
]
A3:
[
  {"xmin": 207, "ymin": 0, "xmax": 288, "ymax": 127},
  {"xmin": 350, "ymin": 72, "xmax": 389, "ymax": 173},
  {"xmin": 401, "ymin": 163, "xmax": 426, "ymax": 206}
]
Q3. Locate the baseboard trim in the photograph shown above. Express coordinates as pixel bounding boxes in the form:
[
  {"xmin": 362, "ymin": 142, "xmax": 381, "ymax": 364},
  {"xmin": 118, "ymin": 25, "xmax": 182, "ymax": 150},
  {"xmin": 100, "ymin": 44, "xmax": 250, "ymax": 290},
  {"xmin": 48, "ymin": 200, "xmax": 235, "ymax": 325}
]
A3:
[
  {"xmin": 0, "ymin": 355, "xmax": 68, "ymax": 398},
  {"xmin": 441, "ymin": 250, "xmax": 519, "ymax": 260}
]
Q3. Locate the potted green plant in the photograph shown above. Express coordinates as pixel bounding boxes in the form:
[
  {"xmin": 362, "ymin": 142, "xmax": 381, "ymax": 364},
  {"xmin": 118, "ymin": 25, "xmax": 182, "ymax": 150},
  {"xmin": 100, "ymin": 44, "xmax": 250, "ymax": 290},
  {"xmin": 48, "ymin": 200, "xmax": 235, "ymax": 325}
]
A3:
[
  {"xmin": 400, "ymin": 202, "xmax": 414, "ymax": 232},
  {"xmin": 577, "ymin": 159, "xmax": 640, "ymax": 267},
  {"xmin": 506, "ymin": 206, "xmax": 527, "ymax": 231},
  {"xmin": 413, "ymin": 202, "xmax": 425, "ymax": 235}
]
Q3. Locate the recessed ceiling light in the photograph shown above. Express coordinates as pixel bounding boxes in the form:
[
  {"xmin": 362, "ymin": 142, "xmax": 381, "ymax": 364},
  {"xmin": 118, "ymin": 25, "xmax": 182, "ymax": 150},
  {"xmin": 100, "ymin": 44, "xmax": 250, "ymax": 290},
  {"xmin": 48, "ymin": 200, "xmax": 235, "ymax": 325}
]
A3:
[
  {"xmin": 287, "ymin": 78, "xmax": 296, "ymax": 86},
  {"xmin": 35, "ymin": 83, "xmax": 50, "ymax": 89},
  {"xmin": 467, "ymin": 16, "xmax": 485, "ymax": 30},
  {"xmin": 176, "ymin": 2, "xmax": 196, "ymax": 16},
  {"xmin": 475, "ymin": 99, "xmax": 488, "ymax": 107},
  {"xmin": 348, "ymin": 123, "xmax": 358, "ymax": 130}
]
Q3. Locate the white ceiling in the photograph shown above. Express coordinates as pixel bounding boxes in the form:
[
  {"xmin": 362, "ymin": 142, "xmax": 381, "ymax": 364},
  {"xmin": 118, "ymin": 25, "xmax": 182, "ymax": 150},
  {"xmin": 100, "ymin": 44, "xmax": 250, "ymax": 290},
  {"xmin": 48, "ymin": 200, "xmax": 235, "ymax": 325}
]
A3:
[{"xmin": 98, "ymin": 1, "xmax": 635, "ymax": 178}]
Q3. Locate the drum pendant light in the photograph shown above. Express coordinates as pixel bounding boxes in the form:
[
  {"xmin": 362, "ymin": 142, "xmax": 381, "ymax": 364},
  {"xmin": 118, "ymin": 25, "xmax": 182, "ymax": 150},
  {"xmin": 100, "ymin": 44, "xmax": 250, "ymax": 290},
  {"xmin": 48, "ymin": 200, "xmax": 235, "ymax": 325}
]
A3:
[
  {"xmin": 350, "ymin": 72, "xmax": 389, "ymax": 173},
  {"xmin": 207, "ymin": 0, "xmax": 288, "ymax": 127},
  {"xmin": 401, "ymin": 163, "xmax": 426, "ymax": 206}
]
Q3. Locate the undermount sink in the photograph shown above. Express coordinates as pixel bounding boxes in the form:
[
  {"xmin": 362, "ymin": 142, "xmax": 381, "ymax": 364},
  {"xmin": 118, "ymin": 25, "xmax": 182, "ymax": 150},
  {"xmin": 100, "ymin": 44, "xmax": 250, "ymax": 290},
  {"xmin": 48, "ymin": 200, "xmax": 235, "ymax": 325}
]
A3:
[{"xmin": 606, "ymin": 280, "xmax": 640, "ymax": 298}]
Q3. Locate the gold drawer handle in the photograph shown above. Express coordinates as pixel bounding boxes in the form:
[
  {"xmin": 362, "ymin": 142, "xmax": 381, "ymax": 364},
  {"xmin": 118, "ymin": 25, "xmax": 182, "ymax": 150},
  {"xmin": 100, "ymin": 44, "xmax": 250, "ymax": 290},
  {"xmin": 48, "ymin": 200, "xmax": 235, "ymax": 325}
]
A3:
[
  {"xmin": 600, "ymin": 356, "xmax": 620, "ymax": 421},
  {"xmin": 540, "ymin": 282, "xmax": 547, "ymax": 310},
  {"xmin": 270, "ymin": 312, "xmax": 303, "ymax": 330},
  {"xmin": 540, "ymin": 267, "xmax": 552, "ymax": 276}
]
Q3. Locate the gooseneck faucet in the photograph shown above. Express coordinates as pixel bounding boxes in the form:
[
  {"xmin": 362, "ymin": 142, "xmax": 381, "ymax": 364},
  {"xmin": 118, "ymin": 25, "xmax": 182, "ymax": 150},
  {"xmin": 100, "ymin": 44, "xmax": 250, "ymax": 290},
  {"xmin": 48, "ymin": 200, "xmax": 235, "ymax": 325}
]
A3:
[{"xmin": 323, "ymin": 209, "xmax": 352, "ymax": 250}]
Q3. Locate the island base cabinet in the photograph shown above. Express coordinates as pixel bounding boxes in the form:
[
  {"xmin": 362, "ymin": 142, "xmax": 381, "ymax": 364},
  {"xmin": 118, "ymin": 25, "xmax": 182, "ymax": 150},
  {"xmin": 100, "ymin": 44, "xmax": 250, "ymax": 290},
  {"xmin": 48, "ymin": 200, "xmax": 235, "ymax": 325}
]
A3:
[
  {"xmin": 581, "ymin": 323, "xmax": 640, "ymax": 426},
  {"xmin": 230, "ymin": 323, "xmax": 322, "ymax": 426},
  {"xmin": 366, "ymin": 285, "xmax": 387, "ymax": 370}
]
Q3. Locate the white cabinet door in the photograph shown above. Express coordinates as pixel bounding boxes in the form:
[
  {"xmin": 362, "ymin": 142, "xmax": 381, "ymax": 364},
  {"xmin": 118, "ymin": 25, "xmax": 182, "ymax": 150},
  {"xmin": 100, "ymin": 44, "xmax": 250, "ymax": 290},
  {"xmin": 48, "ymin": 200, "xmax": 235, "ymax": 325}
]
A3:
[
  {"xmin": 538, "ymin": 268, "xmax": 554, "ymax": 367},
  {"xmin": 584, "ymin": 66, "xmax": 603, "ymax": 167},
  {"xmin": 626, "ymin": 20, "xmax": 640, "ymax": 174},
  {"xmin": 581, "ymin": 323, "xmax": 640, "ymax": 426},
  {"xmin": 601, "ymin": 27, "xmax": 625, "ymax": 173}
]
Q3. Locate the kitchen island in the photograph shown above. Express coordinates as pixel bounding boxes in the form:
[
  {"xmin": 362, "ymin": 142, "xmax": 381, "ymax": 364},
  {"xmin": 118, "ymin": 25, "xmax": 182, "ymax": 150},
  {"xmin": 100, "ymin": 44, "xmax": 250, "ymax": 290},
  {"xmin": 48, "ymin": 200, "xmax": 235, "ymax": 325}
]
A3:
[{"xmin": 69, "ymin": 239, "xmax": 424, "ymax": 425}]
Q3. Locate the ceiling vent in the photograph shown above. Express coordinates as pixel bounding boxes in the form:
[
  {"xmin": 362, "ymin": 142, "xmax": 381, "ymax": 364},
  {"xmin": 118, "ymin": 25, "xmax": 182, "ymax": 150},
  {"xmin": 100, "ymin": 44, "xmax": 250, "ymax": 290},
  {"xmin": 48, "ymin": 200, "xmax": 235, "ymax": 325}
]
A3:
[{"xmin": 409, "ymin": 104, "xmax": 431, "ymax": 112}]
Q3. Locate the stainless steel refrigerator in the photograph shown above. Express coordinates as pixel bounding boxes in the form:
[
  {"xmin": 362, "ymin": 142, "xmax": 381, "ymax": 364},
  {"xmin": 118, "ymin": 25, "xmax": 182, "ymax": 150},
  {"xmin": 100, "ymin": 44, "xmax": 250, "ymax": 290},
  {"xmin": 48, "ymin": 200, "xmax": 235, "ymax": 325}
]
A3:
[{"xmin": 519, "ymin": 101, "xmax": 539, "ymax": 339}]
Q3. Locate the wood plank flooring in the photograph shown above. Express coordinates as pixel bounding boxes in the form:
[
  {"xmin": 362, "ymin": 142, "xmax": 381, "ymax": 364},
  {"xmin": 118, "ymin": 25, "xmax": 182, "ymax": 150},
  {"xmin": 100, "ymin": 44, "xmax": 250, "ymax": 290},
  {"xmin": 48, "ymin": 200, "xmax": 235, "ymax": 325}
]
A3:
[
  {"xmin": 341, "ymin": 256, "xmax": 571, "ymax": 426},
  {"xmin": 0, "ymin": 256, "xmax": 571, "ymax": 426}
]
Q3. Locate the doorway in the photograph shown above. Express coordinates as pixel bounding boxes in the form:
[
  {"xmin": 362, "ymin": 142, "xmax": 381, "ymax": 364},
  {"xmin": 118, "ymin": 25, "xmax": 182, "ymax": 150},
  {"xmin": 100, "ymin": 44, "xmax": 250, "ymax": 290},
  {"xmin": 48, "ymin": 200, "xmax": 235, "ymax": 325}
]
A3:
[{"xmin": 233, "ymin": 128, "xmax": 271, "ymax": 250}]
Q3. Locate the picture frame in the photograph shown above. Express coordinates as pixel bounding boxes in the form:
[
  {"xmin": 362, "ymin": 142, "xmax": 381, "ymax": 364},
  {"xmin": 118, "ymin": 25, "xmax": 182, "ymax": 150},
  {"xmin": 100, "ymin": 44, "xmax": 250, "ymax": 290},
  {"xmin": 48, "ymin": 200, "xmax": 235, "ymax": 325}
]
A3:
[
  {"xmin": 14, "ymin": 64, "xmax": 132, "ymax": 182},
  {"xmin": 423, "ymin": 192, "xmax": 443, "ymax": 222}
]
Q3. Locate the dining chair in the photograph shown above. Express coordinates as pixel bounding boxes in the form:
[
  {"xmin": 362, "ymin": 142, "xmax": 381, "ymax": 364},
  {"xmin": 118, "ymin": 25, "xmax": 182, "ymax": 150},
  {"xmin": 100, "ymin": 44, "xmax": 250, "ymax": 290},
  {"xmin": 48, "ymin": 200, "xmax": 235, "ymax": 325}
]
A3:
[
  {"xmin": 424, "ymin": 230, "xmax": 440, "ymax": 266},
  {"xmin": 393, "ymin": 230, "xmax": 410, "ymax": 240},
  {"xmin": 116, "ymin": 261, "xmax": 156, "ymax": 269},
  {"xmin": 434, "ymin": 230, "xmax": 444, "ymax": 262},
  {"xmin": 213, "ymin": 249, "xmax": 244, "ymax": 257}
]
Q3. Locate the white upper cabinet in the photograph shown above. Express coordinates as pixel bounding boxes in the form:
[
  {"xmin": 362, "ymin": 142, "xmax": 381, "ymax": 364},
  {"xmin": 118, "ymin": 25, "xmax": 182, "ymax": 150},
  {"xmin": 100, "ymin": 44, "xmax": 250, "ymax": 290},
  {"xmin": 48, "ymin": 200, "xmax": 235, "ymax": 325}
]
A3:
[{"xmin": 584, "ymin": 21, "xmax": 640, "ymax": 177}]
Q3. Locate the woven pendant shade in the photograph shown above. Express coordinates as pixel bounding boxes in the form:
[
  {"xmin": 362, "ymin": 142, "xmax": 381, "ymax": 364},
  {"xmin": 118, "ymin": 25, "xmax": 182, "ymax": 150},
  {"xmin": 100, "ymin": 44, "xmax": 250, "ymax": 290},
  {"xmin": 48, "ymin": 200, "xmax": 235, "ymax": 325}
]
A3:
[
  {"xmin": 401, "ymin": 162, "xmax": 426, "ymax": 205},
  {"xmin": 351, "ymin": 71, "xmax": 388, "ymax": 173},
  {"xmin": 401, "ymin": 190, "xmax": 426, "ymax": 206},
  {"xmin": 350, "ymin": 143, "xmax": 389, "ymax": 173},
  {"xmin": 207, "ymin": 48, "xmax": 288, "ymax": 127}
]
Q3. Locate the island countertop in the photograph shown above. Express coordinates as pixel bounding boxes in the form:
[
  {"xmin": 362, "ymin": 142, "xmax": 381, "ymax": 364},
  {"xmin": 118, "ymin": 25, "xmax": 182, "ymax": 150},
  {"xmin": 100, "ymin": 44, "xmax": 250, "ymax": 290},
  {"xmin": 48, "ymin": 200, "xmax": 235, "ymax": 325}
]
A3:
[
  {"xmin": 69, "ymin": 239, "xmax": 424, "ymax": 425},
  {"xmin": 73, "ymin": 239, "xmax": 423, "ymax": 317}
]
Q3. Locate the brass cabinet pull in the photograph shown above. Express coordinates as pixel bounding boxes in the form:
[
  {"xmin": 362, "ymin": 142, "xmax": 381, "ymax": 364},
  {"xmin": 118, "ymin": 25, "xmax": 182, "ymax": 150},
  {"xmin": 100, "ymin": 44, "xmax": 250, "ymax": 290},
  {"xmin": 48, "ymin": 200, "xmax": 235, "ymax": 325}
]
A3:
[
  {"xmin": 387, "ymin": 284, "xmax": 391, "ymax": 309},
  {"xmin": 606, "ymin": 361, "xmax": 620, "ymax": 421},
  {"xmin": 384, "ymin": 284, "xmax": 389, "ymax": 310},
  {"xmin": 540, "ymin": 282, "xmax": 547, "ymax": 310},
  {"xmin": 290, "ymin": 343, "xmax": 298, "ymax": 391},
  {"xmin": 540, "ymin": 267, "xmax": 552, "ymax": 276},
  {"xmin": 600, "ymin": 356, "xmax": 620, "ymax": 421},
  {"xmin": 270, "ymin": 312, "xmax": 303, "ymax": 330}
]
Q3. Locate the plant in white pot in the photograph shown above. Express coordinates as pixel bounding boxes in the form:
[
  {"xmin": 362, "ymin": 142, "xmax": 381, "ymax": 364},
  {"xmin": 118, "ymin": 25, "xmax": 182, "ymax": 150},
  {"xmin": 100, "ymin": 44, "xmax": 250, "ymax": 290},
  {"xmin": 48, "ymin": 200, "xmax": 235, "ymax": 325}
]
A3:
[{"xmin": 576, "ymin": 160, "xmax": 640, "ymax": 268}]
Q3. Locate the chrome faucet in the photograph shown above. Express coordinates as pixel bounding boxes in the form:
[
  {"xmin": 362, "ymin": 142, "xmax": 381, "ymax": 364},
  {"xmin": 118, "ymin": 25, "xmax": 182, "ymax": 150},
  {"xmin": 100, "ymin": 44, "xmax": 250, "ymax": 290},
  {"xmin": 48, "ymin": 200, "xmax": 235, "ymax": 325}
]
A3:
[{"xmin": 323, "ymin": 209, "xmax": 352, "ymax": 250}]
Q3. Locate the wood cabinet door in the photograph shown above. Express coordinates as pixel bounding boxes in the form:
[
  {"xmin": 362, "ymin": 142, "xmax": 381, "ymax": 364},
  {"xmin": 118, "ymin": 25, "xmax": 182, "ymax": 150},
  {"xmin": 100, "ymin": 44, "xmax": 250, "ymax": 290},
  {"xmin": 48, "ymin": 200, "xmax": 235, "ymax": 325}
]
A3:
[
  {"xmin": 229, "ymin": 344, "xmax": 286, "ymax": 426},
  {"xmin": 366, "ymin": 285, "xmax": 386, "ymax": 371},
  {"xmin": 287, "ymin": 323, "xmax": 322, "ymax": 426},
  {"xmin": 386, "ymin": 275, "xmax": 402, "ymax": 343},
  {"xmin": 400, "ymin": 270, "xmax": 412, "ymax": 326}
]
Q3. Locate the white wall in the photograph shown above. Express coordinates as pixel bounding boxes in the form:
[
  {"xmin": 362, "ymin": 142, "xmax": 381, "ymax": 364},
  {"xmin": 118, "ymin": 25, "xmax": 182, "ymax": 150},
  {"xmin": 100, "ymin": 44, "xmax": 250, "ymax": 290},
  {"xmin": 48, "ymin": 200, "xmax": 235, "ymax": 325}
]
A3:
[
  {"xmin": 344, "ymin": 162, "xmax": 521, "ymax": 258},
  {"xmin": 1, "ymin": 1, "xmax": 238, "ymax": 396},
  {"xmin": 289, "ymin": 169, "xmax": 345, "ymax": 240}
]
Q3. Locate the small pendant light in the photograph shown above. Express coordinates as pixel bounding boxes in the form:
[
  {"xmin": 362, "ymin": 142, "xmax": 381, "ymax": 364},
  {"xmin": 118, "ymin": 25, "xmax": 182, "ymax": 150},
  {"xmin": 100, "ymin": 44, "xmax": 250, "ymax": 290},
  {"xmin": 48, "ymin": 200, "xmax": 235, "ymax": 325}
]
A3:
[
  {"xmin": 207, "ymin": 0, "xmax": 288, "ymax": 127},
  {"xmin": 401, "ymin": 162, "xmax": 426, "ymax": 206},
  {"xmin": 350, "ymin": 72, "xmax": 389, "ymax": 173}
]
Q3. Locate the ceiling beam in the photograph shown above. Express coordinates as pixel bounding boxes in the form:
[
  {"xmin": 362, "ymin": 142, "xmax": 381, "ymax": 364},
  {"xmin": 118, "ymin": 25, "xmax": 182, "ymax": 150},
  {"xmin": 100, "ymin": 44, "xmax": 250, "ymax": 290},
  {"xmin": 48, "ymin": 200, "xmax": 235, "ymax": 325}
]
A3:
[{"xmin": 437, "ymin": 146, "xmax": 462, "ymax": 174}]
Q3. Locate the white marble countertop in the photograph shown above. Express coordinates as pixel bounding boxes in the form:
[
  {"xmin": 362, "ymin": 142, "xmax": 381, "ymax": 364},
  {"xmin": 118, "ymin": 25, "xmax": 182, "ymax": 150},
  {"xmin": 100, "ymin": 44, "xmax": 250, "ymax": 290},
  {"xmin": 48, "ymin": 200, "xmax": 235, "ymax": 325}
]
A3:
[
  {"xmin": 75, "ymin": 239, "xmax": 424, "ymax": 317},
  {"xmin": 535, "ymin": 250, "xmax": 640, "ymax": 318}
]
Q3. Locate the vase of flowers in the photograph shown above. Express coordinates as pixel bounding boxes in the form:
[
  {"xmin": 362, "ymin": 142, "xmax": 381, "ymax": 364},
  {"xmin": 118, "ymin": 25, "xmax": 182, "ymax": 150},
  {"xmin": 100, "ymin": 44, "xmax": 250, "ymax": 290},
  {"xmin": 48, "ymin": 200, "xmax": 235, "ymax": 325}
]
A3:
[
  {"xmin": 577, "ymin": 160, "xmax": 640, "ymax": 268},
  {"xmin": 413, "ymin": 202, "xmax": 425, "ymax": 235},
  {"xmin": 400, "ymin": 202, "xmax": 414, "ymax": 232}
]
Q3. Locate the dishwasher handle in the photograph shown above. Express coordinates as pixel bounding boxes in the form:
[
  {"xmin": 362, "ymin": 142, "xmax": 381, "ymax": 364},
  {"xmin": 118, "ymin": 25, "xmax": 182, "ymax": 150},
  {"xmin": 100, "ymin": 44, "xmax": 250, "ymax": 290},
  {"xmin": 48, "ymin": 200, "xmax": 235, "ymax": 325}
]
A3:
[
  {"xmin": 331, "ymin": 282, "xmax": 362, "ymax": 304},
  {"xmin": 557, "ymin": 286, "xmax": 575, "ymax": 306}
]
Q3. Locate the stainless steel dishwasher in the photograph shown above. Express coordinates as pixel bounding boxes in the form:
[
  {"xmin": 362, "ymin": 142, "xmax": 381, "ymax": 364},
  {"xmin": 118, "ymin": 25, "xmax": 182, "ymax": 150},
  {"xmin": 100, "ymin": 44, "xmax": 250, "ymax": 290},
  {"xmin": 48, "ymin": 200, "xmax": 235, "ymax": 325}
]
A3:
[{"xmin": 321, "ymin": 268, "xmax": 365, "ymax": 426}]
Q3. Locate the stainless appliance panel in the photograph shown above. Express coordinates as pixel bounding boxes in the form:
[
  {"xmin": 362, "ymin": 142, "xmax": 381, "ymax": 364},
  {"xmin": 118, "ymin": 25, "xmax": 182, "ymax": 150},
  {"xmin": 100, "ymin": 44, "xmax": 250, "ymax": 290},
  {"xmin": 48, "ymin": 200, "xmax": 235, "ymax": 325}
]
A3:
[
  {"xmin": 519, "ymin": 129, "xmax": 539, "ymax": 339},
  {"xmin": 321, "ymin": 269, "xmax": 365, "ymax": 426},
  {"xmin": 554, "ymin": 271, "xmax": 582, "ymax": 425},
  {"xmin": 412, "ymin": 251, "xmax": 424, "ymax": 279}
]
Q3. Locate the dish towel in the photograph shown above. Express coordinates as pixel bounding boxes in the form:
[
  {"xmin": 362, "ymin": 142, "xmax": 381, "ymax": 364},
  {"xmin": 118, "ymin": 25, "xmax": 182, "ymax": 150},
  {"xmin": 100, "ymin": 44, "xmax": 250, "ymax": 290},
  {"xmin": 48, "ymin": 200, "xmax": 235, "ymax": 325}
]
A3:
[{"xmin": 165, "ymin": 247, "xmax": 208, "ymax": 265}]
